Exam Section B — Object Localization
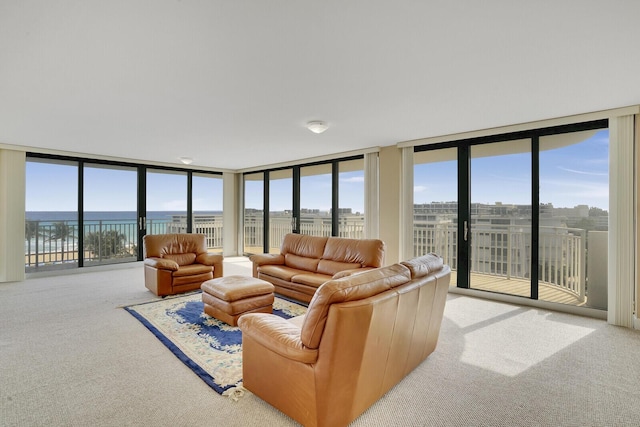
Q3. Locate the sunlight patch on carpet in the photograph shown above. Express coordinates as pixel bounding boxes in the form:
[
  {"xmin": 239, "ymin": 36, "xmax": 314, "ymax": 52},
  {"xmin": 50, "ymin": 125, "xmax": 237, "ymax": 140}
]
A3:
[{"xmin": 445, "ymin": 297, "xmax": 595, "ymax": 376}]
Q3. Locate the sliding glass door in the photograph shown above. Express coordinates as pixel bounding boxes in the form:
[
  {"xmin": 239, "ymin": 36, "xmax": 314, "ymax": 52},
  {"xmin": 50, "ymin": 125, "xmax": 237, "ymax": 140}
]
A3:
[
  {"xmin": 25, "ymin": 159, "xmax": 79, "ymax": 271},
  {"xmin": 269, "ymin": 169, "xmax": 294, "ymax": 253},
  {"xmin": 26, "ymin": 155, "xmax": 223, "ymax": 271},
  {"xmin": 243, "ymin": 156, "xmax": 365, "ymax": 255},
  {"xmin": 469, "ymin": 139, "xmax": 532, "ymax": 297},
  {"xmin": 83, "ymin": 163, "xmax": 138, "ymax": 265},
  {"xmin": 413, "ymin": 147, "xmax": 458, "ymax": 286},
  {"xmin": 538, "ymin": 129, "xmax": 609, "ymax": 309},
  {"xmin": 146, "ymin": 169, "xmax": 188, "ymax": 235},
  {"xmin": 413, "ymin": 120, "xmax": 609, "ymax": 310},
  {"xmin": 300, "ymin": 164, "xmax": 333, "ymax": 237}
]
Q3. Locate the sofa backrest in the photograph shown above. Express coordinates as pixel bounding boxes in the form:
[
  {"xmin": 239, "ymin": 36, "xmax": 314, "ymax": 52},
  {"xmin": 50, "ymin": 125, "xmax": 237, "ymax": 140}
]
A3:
[
  {"xmin": 281, "ymin": 234, "xmax": 327, "ymax": 258},
  {"xmin": 279, "ymin": 233, "xmax": 385, "ymax": 276},
  {"xmin": 319, "ymin": 237, "xmax": 385, "ymax": 274},
  {"xmin": 301, "ymin": 263, "xmax": 412, "ymax": 349},
  {"xmin": 143, "ymin": 233, "xmax": 207, "ymax": 265}
]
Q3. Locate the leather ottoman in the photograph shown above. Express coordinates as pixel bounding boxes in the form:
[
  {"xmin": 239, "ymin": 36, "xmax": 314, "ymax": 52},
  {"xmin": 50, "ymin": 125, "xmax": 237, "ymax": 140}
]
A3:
[{"xmin": 201, "ymin": 275, "xmax": 275, "ymax": 326}]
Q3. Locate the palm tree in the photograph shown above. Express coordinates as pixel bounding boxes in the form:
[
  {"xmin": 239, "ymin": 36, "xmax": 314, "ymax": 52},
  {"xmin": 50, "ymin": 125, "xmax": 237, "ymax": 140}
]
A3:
[
  {"xmin": 25, "ymin": 220, "xmax": 41, "ymax": 267},
  {"xmin": 50, "ymin": 222, "xmax": 72, "ymax": 263},
  {"xmin": 85, "ymin": 229, "xmax": 128, "ymax": 260}
]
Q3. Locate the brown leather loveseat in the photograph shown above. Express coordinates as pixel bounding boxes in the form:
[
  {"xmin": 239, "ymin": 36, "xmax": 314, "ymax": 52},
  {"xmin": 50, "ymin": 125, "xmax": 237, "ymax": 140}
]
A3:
[
  {"xmin": 238, "ymin": 253, "xmax": 451, "ymax": 427},
  {"xmin": 249, "ymin": 233, "xmax": 385, "ymax": 303},
  {"xmin": 143, "ymin": 233, "xmax": 223, "ymax": 296}
]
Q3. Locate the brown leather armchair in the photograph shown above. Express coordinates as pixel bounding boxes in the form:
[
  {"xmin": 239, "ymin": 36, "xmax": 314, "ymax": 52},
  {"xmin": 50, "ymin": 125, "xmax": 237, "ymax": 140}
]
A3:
[
  {"xmin": 238, "ymin": 254, "xmax": 451, "ymax": 427},
  {"xmin": 143, "ymin": 233, "xmax": 223, "ymax": 296}
]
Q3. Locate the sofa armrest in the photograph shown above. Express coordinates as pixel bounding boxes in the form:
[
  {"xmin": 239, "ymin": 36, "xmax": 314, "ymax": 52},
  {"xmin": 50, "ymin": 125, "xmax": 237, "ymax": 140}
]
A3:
[
  {"xmin": 144, "ymin": 257, "xmax": 179, "ymax": 271},
  {"xmin": 249, "ymin": 253, "xmax": 285, "ymax": 277},
  {"xmin": 238, "ymin": 313, "xmax": 318, "ymax": 364},
  {"xmin": 196, "ymin": 253, "xmax": 224, "ymax": 278}
]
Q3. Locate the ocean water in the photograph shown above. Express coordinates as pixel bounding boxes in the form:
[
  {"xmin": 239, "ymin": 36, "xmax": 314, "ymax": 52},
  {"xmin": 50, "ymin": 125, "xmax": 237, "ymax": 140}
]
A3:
[
  {"xmin": 24, "ymin": 211, "xmax": 222, "ymax": 254},
  {"xmin": 25, "ymin": 211, "xmax": 221, "ymax": 222}
]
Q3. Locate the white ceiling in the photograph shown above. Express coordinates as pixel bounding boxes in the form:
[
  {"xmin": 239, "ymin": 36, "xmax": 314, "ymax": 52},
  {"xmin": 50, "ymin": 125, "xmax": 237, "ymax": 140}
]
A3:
[{"xmin": 1, "ymin": 1, "xmax": 640, "ymax": 171}]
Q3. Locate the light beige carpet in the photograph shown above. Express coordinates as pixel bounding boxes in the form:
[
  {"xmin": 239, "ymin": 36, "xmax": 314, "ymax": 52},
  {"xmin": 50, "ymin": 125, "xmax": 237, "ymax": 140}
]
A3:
[{"xmin": 1, "ymin": 257, "xmax": 639, "ymax": 426}]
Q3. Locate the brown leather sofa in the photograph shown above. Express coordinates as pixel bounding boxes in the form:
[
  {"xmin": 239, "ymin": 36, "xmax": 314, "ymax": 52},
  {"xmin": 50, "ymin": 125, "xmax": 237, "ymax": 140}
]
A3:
[
  {"xmin": 143, "ymin": 233, "xmax": 223, "ymax": 296},
  {"xmin": 249, "ymin": 233, "xmax": 385, "ymax": 303},
  {"xmin": 238, "ymin": 253, "xmax": 451, "ymax": 427}
]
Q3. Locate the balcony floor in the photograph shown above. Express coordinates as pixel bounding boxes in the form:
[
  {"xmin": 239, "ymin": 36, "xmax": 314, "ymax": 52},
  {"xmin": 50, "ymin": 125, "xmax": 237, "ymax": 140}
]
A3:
[{"xmin": 451, "ymin": 271, "xmax": 586, "ymax": 306}]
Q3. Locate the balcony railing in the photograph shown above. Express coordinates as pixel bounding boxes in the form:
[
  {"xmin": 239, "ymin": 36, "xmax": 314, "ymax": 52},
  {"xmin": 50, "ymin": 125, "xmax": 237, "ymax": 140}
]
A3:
[
  {"xmin": 26, "ymin": 215, "xmax": 594, "ymax": 305},
  {"xmin": 413, "ymin": 222, "xmax": 588, "ymax": 302}
]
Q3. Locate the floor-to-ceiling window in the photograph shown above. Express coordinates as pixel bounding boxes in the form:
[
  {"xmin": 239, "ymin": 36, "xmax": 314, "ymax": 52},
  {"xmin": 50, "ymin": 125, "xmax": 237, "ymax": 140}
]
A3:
[
  {"xmin": 243, "ymin": 155, "xmax": 365, "ymax": 254},
  {"xmin": 269, "ymin": 169, "xmax": 294, "ymax": 253},
  {"xmin": 244, "ymin": 172, "xmax": 265, "ymax": 254},
  {"xmin": 83, "ymin": 163, "xmax": 138, "ymax": 266},
  {"xmin": 412, "ymin": 120, "xmax": 608, "ymax": 311},
  {"xmin": 25, "ymin": 155, "xmax": 223, "ymax": 271},
  {"xmin": 25, "ymin": 158, "xmax": 79, "ymax": 272},
  {"xmin": 470, "ymin": 139, "xmax": 532, "ymax": 298},
  {"xmin": 538, "ymin": 128, "xmax": 609, "ymax": 309},
  {"xmin": 413, "ymin": 147, "xmax": 458, "ymax": 285},
  {"xmin": 192, "ymin": 173, "xmax": 224, "ymax": 252},
  {"xmin": 338, "ymin": 158, "xmax": 365, "ymax": 239},
  {"xmin": 300, "ymin": 164, "xmax": 333, "ymax": 237},
  {"xmin": 146, "ymin": 169, "xmax": 188, "ymax": 235}
]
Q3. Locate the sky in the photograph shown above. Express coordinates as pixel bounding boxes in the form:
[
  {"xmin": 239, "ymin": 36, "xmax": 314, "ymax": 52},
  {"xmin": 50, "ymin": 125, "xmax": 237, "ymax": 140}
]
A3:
[
  {"xmin": 414, "ymin": 129, "xmax": 609, "ymax": 211},
  {"xmin": 25, "ymin": 129, "xmax": 609, "ymax": 213}
]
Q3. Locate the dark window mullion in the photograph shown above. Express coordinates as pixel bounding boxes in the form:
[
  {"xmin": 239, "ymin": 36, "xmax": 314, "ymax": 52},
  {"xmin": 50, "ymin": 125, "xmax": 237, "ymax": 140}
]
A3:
[
  {"xmin": 78, "ymin": 160, "xmax": 84, "ymax": 268},
  {"xmin": 531, "ymin": 136, "xmax": 540, "ymax": 299},
  {"xmin": 457, "ymin": 145, "xmax": 470, "ymax": 288},
  {"xmin": 293, "ymin": 167, "xmax": 300, "ymax": 233},
  {"xmin": 186, "ymin": 172, "xmax": 193, "ymax": 234},
  {"xmin": 137, "ymin": 166, "xmax": 146, "ymax": 261},
  {"xmin": 263, "ymin": 171, "xmax": 270, "ymax": 253},
  {"xmin": 331, "ymin": 161, "xmax": 339, "ymax": 236}
]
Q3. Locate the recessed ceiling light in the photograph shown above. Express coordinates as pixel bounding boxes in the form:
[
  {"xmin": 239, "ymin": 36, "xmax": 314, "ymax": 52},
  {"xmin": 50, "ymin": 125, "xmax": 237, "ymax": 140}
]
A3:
[
  {"xmin": 179, "ymin": 157, "xmax": 193, "ymax": 165},
  {"xmin": 306, "ymin": 121, "xmax": 328, "ymax": 134}
]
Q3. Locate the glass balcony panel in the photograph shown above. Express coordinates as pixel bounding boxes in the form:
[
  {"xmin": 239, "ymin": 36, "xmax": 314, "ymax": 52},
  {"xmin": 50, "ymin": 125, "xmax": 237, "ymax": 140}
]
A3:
[
  {"xmin": 413, "ymin": 148, "xmax": 458, "ymax": 285},
  {"xmin": 146, "ymin": 169, "xmax": 188, "ymax": 236},
  {"xmin": 339, "ymin": 159, "xmax": 365, "ymax": 239},
  {"xmin": 84, "ymin": 164, "xmax": 138, "ymax": 266},
  {"xmin": 25, "ymin": 158, "xmax": 79, "ymax": 272},
  {"xmin": 300, "ymin": 163, "xmax": 332, "ymax": 237},
  {"xmin": 470, "ymin": 139, "xmax": 532, "ymax": 297},
  {"xmin": 244, "ymin": 172, "xmax": 264, "ymax": 254},
  {"xmin": 539, "ymin": 128, "xmax": 609, "ymax": 309},
  {"xmin": 269, "ymin": 169, "xmax": 293, "ymax": 253},
  {"xmin": 192, "ymin": 173, "xmax": 223, "ymax": 253}
]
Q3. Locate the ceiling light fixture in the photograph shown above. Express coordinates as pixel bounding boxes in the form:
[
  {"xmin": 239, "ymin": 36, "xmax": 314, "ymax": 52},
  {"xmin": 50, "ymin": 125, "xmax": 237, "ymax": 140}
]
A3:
[
  {"xmin": 179, "ymin": 157, "xmax": 193, "ymax": 165},
  {"xmin": 306, "ymin": 120, "xmax": 328, "ymax": 134}
]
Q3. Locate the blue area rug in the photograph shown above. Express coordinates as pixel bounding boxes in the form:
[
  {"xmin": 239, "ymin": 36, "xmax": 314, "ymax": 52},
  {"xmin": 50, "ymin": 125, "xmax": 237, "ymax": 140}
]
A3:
[{"xmin": 125, "ymin": 291, "xmax": 307, "ymax": 394}]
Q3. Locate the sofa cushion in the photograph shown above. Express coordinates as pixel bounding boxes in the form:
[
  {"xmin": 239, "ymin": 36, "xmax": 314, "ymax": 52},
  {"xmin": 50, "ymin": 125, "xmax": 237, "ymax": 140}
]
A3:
[
  {"xmin": 322, "ymin": 237, "xmax": 385, "ymax": 268},
  {"xmin": 281, "ymin": 234, "xmax": 328, "ymax": 259},
  {"xmin": 285, "ymin": 253, "xmax": 320, "ymax": 272},
  {"xmin": 291, "ymin": 273, "xmax": 332, "ymax": 287},
  {"xmin": 301, "ymin": 263, "xmax": 411, "ymax": 349},
  {"xmin": 258, "ymin": 265, "xmax": 310, "ymax": 281},
  {"xmin": 164, "ymin": 253, "xmax": 197, "ymax": 266},
  {"xmin": 172, "ymin": 263, "xmax": 213, "ymax": 277},
  {"xmin": 317, "ymin": 259, "xmax": 362, "ymax": 276}
]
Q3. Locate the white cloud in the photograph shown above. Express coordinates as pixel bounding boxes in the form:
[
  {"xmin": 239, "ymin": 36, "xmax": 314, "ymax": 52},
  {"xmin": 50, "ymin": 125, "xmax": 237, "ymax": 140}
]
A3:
[
  {"xmin": 557, "ymin": 166, "xmax": 607, "ymax": 176},
  {"xmin": 340, "ymin": 176, "xmax": 364, "ymax": 183}
]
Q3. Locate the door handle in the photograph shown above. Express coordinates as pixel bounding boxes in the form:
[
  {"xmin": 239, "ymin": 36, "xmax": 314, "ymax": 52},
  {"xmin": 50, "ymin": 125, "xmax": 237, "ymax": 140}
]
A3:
[{"xmin": 464, "ymin": 220, "xmax": 468, "ymax": 241}]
